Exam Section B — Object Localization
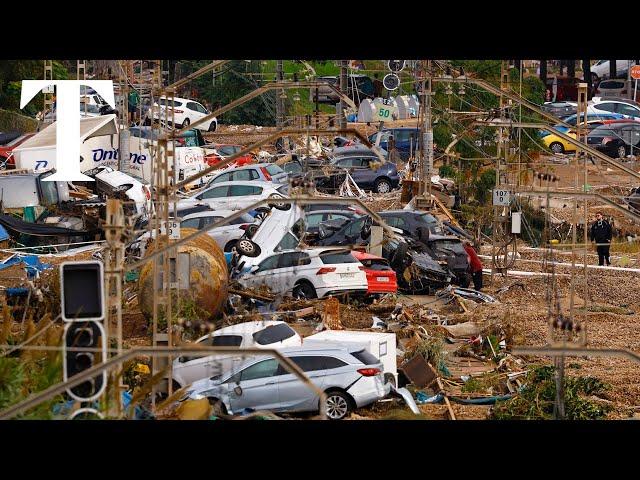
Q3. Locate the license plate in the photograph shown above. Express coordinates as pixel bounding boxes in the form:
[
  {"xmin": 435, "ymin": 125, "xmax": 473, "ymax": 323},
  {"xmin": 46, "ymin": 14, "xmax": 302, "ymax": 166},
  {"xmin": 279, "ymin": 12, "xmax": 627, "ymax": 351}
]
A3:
[
  {"xmin": 376, "ymin": 276, "xmax": 390, "ymax": 282},
  {"xmin": 340, "ymin": 273, "xmax": 355, "ymax": 278}
]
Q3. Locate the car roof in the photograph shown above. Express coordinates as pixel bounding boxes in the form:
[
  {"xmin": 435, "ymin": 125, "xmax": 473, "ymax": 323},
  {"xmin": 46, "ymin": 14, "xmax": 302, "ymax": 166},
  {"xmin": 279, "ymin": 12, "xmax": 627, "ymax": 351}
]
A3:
[
  {"xmin": 306, "ymin": 209, "xmax": 356, "ymax": 215},
  {"xmin": 196, "ymin": 320, "xmax": 288, "ymax": 340},
  {"xmin": 202, "ymin": 180, "xmax": 275, "ymax": 188}
]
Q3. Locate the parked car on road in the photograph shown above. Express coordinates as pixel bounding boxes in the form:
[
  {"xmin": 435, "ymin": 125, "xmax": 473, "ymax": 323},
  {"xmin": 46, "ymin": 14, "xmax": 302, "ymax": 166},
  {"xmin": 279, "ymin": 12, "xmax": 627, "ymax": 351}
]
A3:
[
  {"xmin": 590, "ymin": 98, "xmax": 640, "ymax": 119},
  {"xmin": 590, "ymin": 60, "xmax": 637, "ymax": 83},
  {"xmin": 205, "ymin": 163, "xmax": 288, "ymax": 186},
  {"xmin": 177, "ymin": 181, "xmax": 288, "ymax": 212},
  {"xmin": 172, "ymin": 320, "xmax": 302, "ymax": 389},
  {"xmin": 595, "ymin": 79, "xmax": 630, "ymax": 98},
  {"xmin": 588, "ymin": 121, "xmax": 640, "ymax": 158},
  {"xmin": 237, "ymin": 247, "xmax": 368, "ymax": 299},
  {"xmin": 147, "ymin": 96, "xmax": 217, "ymax": 131},
  {"xmin": 186, "ymin": 343, "xmax": 390, "ymax": 419},
  {"xmin": 351, "ymin": 250, "xmax": 398, "ymax": 296}
]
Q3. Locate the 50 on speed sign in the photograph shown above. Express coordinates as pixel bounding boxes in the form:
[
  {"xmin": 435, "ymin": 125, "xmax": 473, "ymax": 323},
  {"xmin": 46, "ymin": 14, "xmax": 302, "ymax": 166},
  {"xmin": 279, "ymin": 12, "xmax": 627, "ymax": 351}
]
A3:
[{"xmin": 492, "ymin": 189, "xmax": 511, "ymax": 206}]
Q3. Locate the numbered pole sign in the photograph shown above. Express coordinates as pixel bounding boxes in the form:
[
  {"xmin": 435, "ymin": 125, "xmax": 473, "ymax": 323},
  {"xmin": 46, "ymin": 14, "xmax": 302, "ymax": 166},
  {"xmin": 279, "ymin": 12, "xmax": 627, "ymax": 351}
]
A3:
[
  {"xmin": 162, "ymin": 220, "xmax": 181, "ymax": 239},
  {"xmin": 492, "ymin": 189, "xmax": 511, "ymax": 206}
]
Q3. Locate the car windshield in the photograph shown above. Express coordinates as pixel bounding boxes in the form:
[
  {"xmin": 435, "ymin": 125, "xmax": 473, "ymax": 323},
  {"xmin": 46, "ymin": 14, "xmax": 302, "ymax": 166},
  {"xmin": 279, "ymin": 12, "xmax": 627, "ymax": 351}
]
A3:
[
  {"xmin": 208, "ymin": 335, "xmax": 243, "ymax": 347},
  {"xmin": 252, "ymin": 323, "xmax": 296, "ymax": 345},
  {"xmin": 265, "ymin": 164, "xmax": 284, "ymax": 175}
]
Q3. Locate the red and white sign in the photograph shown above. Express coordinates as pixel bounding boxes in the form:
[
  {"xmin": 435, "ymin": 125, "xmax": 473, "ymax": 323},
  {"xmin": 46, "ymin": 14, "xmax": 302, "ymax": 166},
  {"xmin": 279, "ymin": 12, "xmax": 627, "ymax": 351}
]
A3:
[{"xmin": 631, "ymin": 65, "xmax": 640, "ymax": 80}]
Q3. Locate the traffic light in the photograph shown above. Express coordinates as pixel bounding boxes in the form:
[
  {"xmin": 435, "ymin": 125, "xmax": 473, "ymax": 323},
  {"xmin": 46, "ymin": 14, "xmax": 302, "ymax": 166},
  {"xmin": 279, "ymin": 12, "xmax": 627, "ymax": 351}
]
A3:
[
  {"xmin": 63, "ymin": 321, "xmax": 107, "ymax": 402},
  {"xmin": 60, "ymin": 261, "xmax": 106, "ymax": 402}
]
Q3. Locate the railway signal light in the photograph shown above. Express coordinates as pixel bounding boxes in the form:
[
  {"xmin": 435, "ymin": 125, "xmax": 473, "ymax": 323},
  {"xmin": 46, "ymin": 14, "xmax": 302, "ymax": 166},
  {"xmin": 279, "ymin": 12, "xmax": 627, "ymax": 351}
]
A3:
[{"xmin": 63, "ymin": 321, "xmax": 107, "ymax": 402}]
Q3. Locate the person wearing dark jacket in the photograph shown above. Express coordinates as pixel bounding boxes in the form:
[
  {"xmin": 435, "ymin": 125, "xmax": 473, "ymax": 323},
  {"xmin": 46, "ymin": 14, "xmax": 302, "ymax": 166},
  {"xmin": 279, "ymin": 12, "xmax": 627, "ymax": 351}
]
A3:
[
  {"xmin": 463, "ymin": 242, "xmax": 483, "ymax": 291},
  {"xmin": 590, "ymin": 212, "xmax": 613, "ymax": 266}
]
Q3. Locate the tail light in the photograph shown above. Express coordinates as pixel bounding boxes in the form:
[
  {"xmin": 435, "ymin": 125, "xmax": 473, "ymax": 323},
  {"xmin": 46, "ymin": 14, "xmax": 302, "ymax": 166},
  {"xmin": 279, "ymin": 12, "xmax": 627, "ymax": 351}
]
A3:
[
  {"xmin": 357, "ymin": 368, "xmax": 380, "ymax": 376},
  {"xmin": 239, "ymin": 224, "xmax": 250, "ymax": 230},
  {"xmin": 260, "ymin": 166, "xmax": 272, "ymax": 181},
  {"xmin": 316, "ymin": 267, "xmax": 336, "ymax": 275},
  {"xmin": 602, "ymin": 137, "xmax": 614, "ymax": 145}
]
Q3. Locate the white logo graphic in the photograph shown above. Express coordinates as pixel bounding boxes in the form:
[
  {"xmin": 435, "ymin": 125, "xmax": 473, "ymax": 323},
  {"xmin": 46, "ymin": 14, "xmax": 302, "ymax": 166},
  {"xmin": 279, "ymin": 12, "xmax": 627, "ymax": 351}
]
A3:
[{"xmin": 20, "ymin": 80, "xmax": 115, "ymax": 181}]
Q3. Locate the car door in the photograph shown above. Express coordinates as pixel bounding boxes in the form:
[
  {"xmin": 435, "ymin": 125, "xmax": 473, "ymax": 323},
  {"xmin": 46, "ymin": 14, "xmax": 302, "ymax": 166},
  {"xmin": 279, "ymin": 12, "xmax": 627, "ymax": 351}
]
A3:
[
  {"xmin": 197, "ymin": 185, "xmax": 230, "ymax": 209},
  {"xmin": 278, "ymin": 252, "xmax": 311, "ymax": 295},
  {"xmin": 174, "ymin": 334, "xmax": 242, "ymax": 386},
  {"xmin": 228, "ymin": 184, "xmax": 264, "ymax": 209},
  {"xmin": 239, "ymin": 254, "xmax": 281, "ymax": 291},
  {"xmin": 226, "ymin": 358, "xmax": 283, "ymax": 412},
  {"xmin": 185, "ymin": 101, "xmax": 203, "ymax": 125},
  {"xmin": 275, "ymin": 355, "xmax": 328, "ymax": 412}
]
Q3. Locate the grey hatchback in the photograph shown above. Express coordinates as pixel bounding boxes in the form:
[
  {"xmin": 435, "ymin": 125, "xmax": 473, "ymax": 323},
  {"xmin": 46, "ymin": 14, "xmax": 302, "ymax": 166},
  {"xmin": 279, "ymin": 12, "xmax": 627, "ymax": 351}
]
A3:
[{"xmin": 186, "ymin": 344, "xmax": 390, "ymax": 419}]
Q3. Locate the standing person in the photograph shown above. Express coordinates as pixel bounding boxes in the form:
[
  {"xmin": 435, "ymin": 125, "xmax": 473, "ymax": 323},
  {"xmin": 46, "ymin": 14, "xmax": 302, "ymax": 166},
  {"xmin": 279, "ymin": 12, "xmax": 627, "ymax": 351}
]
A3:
[
  {"xmin": 463, "ymin": 241, "xmax": 483, "ymax": 291},
  {"xmin": 128, "ymin": 88, "xmax": 140, "ymax": 125},
  {"xmin": 590, "ymin": 212, "xmax": 613, "ymax": 266}
]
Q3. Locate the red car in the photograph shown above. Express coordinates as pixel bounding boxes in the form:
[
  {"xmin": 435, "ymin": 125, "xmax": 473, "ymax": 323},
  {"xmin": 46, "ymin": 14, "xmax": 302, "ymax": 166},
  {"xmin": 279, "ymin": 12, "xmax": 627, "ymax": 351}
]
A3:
[
  {"xmin": 0, "ymin": 133, "xmax": 36, "ymax": 168},
  {"xmin": 352, "ymin": 250, "xmax": 398, "ymax": 295},
  {"xmin": 204, "ymin": 144, "xmax": 254, "ymax": 168}
]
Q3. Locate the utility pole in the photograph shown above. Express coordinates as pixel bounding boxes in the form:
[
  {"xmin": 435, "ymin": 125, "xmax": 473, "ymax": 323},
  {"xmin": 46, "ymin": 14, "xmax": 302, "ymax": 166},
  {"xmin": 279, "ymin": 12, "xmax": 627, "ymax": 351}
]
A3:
[
  {"xmin": 421, "ymin": 60, "xmax": 433, "ymax": 196},
  {"xmin": 338, "ymin": 60, "xmax": 348, "ymax": 129},
  {"xmin": 276, "ymin": 60, "xmax": 284, "ymax": 127}
]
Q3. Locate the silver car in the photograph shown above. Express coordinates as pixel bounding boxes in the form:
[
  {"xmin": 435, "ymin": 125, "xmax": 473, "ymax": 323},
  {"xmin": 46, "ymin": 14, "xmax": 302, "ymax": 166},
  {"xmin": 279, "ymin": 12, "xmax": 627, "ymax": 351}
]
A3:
[
  {"xmin": 186, "ymin": 344, "xmax": 391, "ymax": 419},
  {"xmin": 205, "ymin": 163, "xmax": 288, "ymax": 187}
]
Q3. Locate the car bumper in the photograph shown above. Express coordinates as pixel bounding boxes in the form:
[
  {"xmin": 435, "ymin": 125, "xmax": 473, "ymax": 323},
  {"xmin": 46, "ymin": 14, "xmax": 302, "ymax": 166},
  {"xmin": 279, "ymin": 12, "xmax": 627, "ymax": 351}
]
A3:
[
  {"xmin": 316, "ymin": 286, "xmax": 368, "ymax": 298},
  {"xmin": 348, "ymin": 375, "xmax": 391, "ymax": 408}
]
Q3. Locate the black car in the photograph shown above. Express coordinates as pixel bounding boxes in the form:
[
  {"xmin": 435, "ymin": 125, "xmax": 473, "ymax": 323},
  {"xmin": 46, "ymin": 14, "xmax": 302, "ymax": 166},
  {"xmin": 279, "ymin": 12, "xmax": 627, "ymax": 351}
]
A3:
[
  {"xmin": 378, "ymin": 210, "xmax": 444, "ymax": 243},
  {"xmin": 313, "ymin": 215, "xmax": 451, "ymax": 293},
  {"xmin": 423, "ymin": 234, "xmax": 471, "ymax": 287},
  {"xmin": 541, "ymin": 102, "xmax": 577, "ymax": 118},
  {"xmin": 588, "ymin": 121, "xmax": 640, "ymax": 158}
]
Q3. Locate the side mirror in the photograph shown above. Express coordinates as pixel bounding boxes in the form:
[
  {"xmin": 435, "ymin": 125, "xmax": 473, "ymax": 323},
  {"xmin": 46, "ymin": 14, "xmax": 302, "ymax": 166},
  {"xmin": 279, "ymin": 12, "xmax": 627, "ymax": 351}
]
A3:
[{"xmin": 234, "ymin": 385, "xmax": 243, "ymax": 396}]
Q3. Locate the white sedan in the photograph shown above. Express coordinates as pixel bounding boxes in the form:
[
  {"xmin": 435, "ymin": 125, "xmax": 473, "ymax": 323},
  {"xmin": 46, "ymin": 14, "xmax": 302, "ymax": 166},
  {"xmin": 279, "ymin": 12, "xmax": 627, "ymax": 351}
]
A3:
[{"xmin": 177, "ymin": 180, "xmax": 288, "ymax": 211}]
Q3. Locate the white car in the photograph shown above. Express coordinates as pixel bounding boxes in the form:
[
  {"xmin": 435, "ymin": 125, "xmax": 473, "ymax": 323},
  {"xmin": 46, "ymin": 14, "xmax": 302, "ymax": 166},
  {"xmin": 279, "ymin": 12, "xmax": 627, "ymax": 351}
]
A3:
[
  {"xmin": 205, "ymin": 163, "xmax": 289, "ymax": 186},
  {"xmin": 86, "ymin": 166, "xmax": 151, "ymax": 218},
  {"xmin": 132, "ymin": 208, "xmax": 258, "ymax": 255},
  {"xmin": 233, "ymin": 203, "xmax": 303, "ymax": 262},
  {"xmin": 589, "ymin": 98, "xmax": 640, "ymax": 119},
  {"xmin": 179, "ymin": 209, "xmax": 259, "ymax": 252},
  {"xmin": 591, "ymin": 60, "xmax": 638, "ymax": 82},
  {"xmin": 595, "ymin": 79, "xmax": 630, "ymax": 98},
  {"xmin": 177, "ymin": 180, "xmax": 288, "ymax": 212},
  {"xmin": 237, "ymin": 247, "xmax": 368, "ymax": 299},
  {"xmin": 148, "ymin": 96, "xmax": 217, "ymax": 132},
  {"xmin": 172, "ymin": 320, "xmax": 302, "ymax": 388}
]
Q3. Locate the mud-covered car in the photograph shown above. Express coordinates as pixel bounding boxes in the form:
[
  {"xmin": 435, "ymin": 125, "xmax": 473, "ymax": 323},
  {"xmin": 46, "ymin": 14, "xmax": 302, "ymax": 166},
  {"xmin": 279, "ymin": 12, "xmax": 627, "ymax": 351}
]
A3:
[{"xmin": 423, "ymin": 234, "xmax": 471, "ymax": 287}]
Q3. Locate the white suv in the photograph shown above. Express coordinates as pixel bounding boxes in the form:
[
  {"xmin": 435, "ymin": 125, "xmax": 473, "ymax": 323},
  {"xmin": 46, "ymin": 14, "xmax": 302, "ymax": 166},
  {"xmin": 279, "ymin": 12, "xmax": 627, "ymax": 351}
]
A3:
[
  {"xmin": 148, "ymin": 96, "xmax": 217, "ymax": 131},
  {"xmin": 589, "ymin": 98, "xmax": 640, "ymax": 119},
  {"xmin": 237, "ymin": 247, "xmax": 368, "ymax": 299}
]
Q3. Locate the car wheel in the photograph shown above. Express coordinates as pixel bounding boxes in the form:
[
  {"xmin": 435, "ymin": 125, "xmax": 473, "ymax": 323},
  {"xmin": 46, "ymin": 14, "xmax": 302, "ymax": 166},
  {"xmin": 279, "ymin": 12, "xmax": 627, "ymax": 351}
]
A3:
[
  {"xmin": 375, "ymin": 178, "xmax": 392, "ymax": 194},
  {"xmin": 224, "ymin": 240, "xmax": 237, "ymax": 252},
  {"xmin": 618, "ymin": 145, "xmax": 627, "ymax": 159},
  {"xmin": 236, "ymin": 238, "xmax": 260, "ymax": 257},
  {"xmin": 182, "ymin": 117, "xmax": 190, "ymax": 128},
  {"xmin": 293, "ymin": 281, "xmax": 317, "ymax": 300},
  {"xmin": 323, "ymin": 390, "xmax": 351, "ymax": 420},
  {"xmin": 208, "ymin": 398, "xmax": 227, "ymax": 417},
  {"xmin": 549, "ymin": 142, "xmax": 565, "ymax": 154},
  {"xmin": 268, "ymin": 195, "xmax": 291, "ymax": 211},
  {"xmin": 208, "ymin": 121, "xmax": 217, "ymax": 132}
]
